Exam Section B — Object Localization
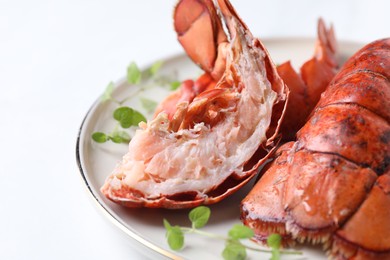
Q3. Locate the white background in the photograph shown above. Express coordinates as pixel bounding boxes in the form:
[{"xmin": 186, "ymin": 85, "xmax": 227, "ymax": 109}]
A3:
[{"xmin": 0, "ymin": 0, "xmax": 388, "ymax": 259}]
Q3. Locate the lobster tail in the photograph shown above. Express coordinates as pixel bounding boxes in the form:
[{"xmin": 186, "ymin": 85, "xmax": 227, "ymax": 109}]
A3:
[
  {"xmin": 241, "ymin": 38, "xmax": 390, "ymax": 258},
  {"xmin": 101, "ymin": 0, "xmax": 288, "ymax": 209}
]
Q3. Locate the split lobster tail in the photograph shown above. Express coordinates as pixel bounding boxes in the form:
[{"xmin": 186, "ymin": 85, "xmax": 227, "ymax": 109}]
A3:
[
  {"xmin": 241, "ymin": 38, "xmax": 390, "ymax": 259},
  {"xmin": 101, "ymin": 0, "xmax": 288, "ymax": 209}
]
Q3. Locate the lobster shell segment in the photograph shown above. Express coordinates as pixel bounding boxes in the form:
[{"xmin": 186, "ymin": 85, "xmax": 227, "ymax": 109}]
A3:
[
  {"xmin": 331, "ymin": 173, "xmax": 390, "ymax": 259},
  {"xmin": 174, "ymin": 0, "xmax": 228, "ymax": 80},
  {"xmin": 101, "ymin": 0, "xmax": 288, "ymax": 209},
  {"xmin": 241, "ymin": 38, "xmax": 390, "ymax": 258}
]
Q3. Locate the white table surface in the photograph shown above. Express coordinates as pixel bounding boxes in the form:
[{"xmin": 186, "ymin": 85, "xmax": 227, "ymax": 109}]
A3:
[{"xmin": 1, "ymin": 0, "xmax": 388, "ymax": 259}]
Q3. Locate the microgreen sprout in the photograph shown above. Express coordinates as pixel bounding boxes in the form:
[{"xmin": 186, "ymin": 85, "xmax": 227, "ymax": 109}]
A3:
[
  {"xmin": 163, "ymin": 206, "xmax": 302, "ymax": 260},
  {"xmin": 149, "ymin": 60, "xmax": 163, "ymax": 76},
  {"xmin": 113, "ymin": 106, "xmax": 146, "ymax": 128},
  {"xmin": 267, "ymin": 233, "xmax": 282, "ymax": 260},
  {"xmin": 140, "ymin": 97, "xmax": 158, "ymax": 113},
  {"xmin": 92, "ymin": 60, "xmax": 181, "ymax": 144},
  {"xmin": 170, "ymin": 80, "xmax": 181, "ymax": 91},
  {"xmin": 127, "ymin": 62, "xmax": 142, "ymax": 85},
  {"xmin": 100, "ymin": 82, "xmax": 115, "ymax": 103}
]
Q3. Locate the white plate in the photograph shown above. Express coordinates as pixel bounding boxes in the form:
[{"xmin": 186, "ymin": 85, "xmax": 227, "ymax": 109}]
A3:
[{"xmin": 76, "ymin": 38, "xmax": 362, "ymax": 260}]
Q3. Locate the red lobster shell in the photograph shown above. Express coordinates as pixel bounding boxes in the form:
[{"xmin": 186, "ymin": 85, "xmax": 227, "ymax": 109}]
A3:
[
  {"xmin": 241, "ymin": 38, "xmax": 390, "ymax": 259},
  {"xmin": 101, "ymin": 0, "xmax": 288, "ymax": 208}
]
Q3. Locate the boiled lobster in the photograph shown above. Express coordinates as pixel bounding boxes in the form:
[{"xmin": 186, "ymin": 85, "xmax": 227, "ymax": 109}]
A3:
[
  {"xmin": 100, "ymin": 1, "xmax": 390, "ymax": 258},
  {"xmin": 101, "ymin": 0, "xmax": 289, "ymax": 208},
  {"xmin": 241, "ymin": 39, "xmax": 390, "ymax": 259}
]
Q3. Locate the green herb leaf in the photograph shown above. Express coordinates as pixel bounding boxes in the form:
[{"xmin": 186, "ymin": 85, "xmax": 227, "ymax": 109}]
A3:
[
  {"xmin": 110, "ymin": 135, "xmax": 122, "ymax": 143},
  {"xmin": 267, "ymin": 234, "xmax": 282, "ymax": 260},
  {"xmin": 110, "ymin": 131, "xmax": 130, "ymax": 143},
  {"xmin": 113, "ymin": 107, "xmax": 132, "ymax": 121},
  {"xmin": 150, "ymin": 60, "xmax": 163, "ymax": 76},
  {"xmin": 101, "ymin": 82, "xmax": 114, "ymax": 102},
  {"xmin": 167, "ymin": 226, "xmax": 184, "ymax": 250},
  {"xmin": 267, "ymin": 234, "xmax": 282, "ymax": 249},
  {"xmin": 170, "ymin": 81, "xmax": 181, "ymax": 91},
  {"xmin": 116, "ymin": 130, "xmax": 131, "ymax": 142},
  {"xmin": 189, "ymin": 206, "xmax": 211, "ymax": 229},
  {"xmin": 163, "ymin": 219, "xmax": 172, "ymax": 230},
  {"xmin": 164, "ymin": 219, "xmax": 184, "ymax": 251},
  {"xmin": 127, "ymin": 62, "xmax": 141, "ymax": 84},
  {"xmin": 92, "ymin": 132, "xmax": 108, "ymax": 143},
  {"xmin": 270, "ymin": 249, "xmax": 281, "ymax": 260},
  {"xmin": 222, "ymin": 242, "xmax": 246, "ymax": 260},
  {"xmin": 113, "ymin": 106, "xmax": 146, "ymax": 128},
  {"xmin": 140, "ymin": 97, "xmax": 158, "ymax": 113},
  {"xmin": 113, "ymin": 106, "xmax": 133, "ymax": 128},
  {"xmin": 228, "ymin": 224, "xmax": 254, "ymax": 240},
  {"xmin": 131, "ymin": 109, "xmax": 147, "ymax": 125}
]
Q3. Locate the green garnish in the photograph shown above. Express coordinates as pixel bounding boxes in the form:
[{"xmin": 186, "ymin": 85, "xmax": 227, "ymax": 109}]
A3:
[
  {"xmin": 228, "ymin": 224, "xmax": 254, "ymax": 240},
  {"xmin": 91, "ymin": 105, "xmax": 145, "ymax": 144},
  {"xmin": 222, "ymin": 241, "xmax": 247, "ymax": 260},
  {"xmin": 163, "ymin": 206, "xmax": 302, "ymax": 260},
  {"xmin": 170, "ymin": 80, "xmax": 181, "ymax": 91},
  {"xmin": 164, "ymin": 219, "xmax": 185, "ymax": 250},
  {"xmin": 92, "ymin": 61, "xmax": 183, "ymax": 144},
  {"xmin": 113, "ymin": 106, "xmax": 146, "ymax": 128},
  {"xmin": 101, "ymin": 82, "xmax": 115, "ymax": 102},
  {"xmin": 140, "ymin": 97, "xmax": 158, "ymax": 113},
  {"xmin": 91, "ymin": 129, "xmax": 130, "ymax": 144},
  {"xmin": 91, "ymin": 132, "xmax": 108, "ymax": 143},
  {"xmin": 188, "ymin": 206, "xmax": 210, "ymax": 229},
  {"xmin": 109, "ymin": 130, "xmax": 131, "ymax": 144},
  {"xmin": 127, "ymin": 62, "xmax": 142, "ymax": 84},
  {"xmin": 149, "ymin": 60, "xmax": 163, "ymax": 76},
  {"xmin": 267, "ymin": 233, "xmax": 282, "ymax": 260}
]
